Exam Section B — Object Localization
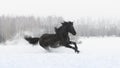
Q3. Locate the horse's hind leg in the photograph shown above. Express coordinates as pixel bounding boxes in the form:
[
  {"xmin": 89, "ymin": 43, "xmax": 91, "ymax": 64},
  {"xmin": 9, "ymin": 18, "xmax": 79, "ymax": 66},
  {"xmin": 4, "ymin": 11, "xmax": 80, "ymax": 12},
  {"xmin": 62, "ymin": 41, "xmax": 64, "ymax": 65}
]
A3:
[{"xmin": 39, "ymin": 41, "xmax": 50, "ymax": 51}]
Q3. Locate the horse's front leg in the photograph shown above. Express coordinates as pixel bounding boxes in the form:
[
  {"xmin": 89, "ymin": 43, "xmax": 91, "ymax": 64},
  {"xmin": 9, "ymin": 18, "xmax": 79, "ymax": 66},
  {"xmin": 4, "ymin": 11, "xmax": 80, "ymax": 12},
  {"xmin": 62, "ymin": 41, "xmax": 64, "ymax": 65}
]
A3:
[
  {"xmin": 69, "ymin": 41, "xmax": 80, "ymax": 53},
  {"xmin": 64, "ymin": 43, "xmax": 79, "ymax": 53}
]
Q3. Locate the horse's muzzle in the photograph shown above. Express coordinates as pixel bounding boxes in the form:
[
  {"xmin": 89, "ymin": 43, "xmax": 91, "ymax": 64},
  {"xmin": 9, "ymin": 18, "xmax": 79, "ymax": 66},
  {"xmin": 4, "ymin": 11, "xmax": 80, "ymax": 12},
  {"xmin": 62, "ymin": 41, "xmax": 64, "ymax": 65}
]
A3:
[{"xmin": 73, "ymin": 32, "xmax": 76, "ymax": 35}]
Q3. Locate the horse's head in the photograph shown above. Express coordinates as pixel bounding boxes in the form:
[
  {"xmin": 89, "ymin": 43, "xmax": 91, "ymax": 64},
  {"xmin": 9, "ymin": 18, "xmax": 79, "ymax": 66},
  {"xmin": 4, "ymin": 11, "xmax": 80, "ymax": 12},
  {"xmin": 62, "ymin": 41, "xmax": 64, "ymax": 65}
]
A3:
[{"xmin": 61, "ymin": 21, "xmax": 76, "ymax": 35}]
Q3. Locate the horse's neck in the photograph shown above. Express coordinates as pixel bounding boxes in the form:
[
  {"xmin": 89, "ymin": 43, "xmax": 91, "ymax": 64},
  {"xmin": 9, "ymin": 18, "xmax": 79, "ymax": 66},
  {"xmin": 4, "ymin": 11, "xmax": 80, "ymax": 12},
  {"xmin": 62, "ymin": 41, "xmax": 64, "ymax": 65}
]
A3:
[
  {"xmin": 59, "ymin": 26, "xmax": 68, "ymax": 35},
  {"xmin": 57, "ymin": 26, "xmax": 69, "ymax": 40}
]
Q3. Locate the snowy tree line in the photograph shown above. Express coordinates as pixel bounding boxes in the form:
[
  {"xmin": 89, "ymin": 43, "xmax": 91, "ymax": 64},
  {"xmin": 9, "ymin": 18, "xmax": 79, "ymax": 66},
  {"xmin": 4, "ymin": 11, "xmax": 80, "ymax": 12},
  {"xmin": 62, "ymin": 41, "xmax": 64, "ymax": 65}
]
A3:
[
  {"xmin": 75, "ymin": 17, "xmax": 120, "ymax": 37},
  {"xmin": 0, "ymin": 16, "xmax": 63, "ymax": 42},
  {"xmin": 0, "ymin": 16, "xmax": 120, "ymax": 42}
]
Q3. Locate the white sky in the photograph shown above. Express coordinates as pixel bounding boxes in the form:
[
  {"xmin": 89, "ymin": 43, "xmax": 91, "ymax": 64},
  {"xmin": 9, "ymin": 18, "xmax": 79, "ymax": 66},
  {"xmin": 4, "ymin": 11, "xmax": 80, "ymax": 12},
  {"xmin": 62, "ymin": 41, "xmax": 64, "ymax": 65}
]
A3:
[{"xmin": 0, "ymin": 0, "xmax": 120, "ymax": 20}]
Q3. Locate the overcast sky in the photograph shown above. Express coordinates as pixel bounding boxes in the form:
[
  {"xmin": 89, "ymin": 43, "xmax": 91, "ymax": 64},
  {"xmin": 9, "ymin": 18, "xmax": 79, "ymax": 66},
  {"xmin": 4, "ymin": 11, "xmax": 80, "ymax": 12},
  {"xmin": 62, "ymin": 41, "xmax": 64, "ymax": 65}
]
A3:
[{"xmin": 0, "ymin": 0, "xmax": 120, "ymax": 20}]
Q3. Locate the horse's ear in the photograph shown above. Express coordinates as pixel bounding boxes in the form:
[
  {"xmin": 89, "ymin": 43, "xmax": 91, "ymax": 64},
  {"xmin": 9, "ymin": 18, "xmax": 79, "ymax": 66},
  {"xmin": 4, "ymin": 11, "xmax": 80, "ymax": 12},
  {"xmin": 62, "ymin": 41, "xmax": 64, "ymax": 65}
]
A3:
[
  {"xmin": 69, "ymin": 21, "xmax": 73, "ymax": 25},
  {"xmin": 61, "ymin": 22, "xmax": 65, "ymax": 25},
  {"xmin": 61, "ymin": 21, "xmax": 66, "ymax": 25},
  {"xmin": 61, "ymin": 21, "xmax": 69, "ymax": 25},
  {"xmin": 61, "ymin": 23, "xmax": 64, "ymax": 25}
]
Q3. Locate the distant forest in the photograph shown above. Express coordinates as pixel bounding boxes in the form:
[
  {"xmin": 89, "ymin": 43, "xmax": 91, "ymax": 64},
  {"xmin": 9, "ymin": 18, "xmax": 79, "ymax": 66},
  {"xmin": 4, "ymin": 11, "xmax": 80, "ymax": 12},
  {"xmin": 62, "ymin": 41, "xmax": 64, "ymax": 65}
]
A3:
[{"xmin": 0, "ymin": 16, "xmax": 120, "ymax": 42}]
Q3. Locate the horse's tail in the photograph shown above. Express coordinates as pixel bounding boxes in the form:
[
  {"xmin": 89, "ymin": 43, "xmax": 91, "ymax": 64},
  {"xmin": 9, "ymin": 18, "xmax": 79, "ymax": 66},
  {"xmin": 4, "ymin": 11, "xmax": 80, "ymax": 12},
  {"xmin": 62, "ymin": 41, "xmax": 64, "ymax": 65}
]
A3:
[{"xmin": 24, "ymin": 36, "xmax": 39, "ymax": 45}]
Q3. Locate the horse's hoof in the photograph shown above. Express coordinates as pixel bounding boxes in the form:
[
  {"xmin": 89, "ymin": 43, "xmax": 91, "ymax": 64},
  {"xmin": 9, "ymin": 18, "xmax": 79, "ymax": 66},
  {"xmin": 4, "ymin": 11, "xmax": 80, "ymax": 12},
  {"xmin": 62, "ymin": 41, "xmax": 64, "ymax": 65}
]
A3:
[
  {"xmin": 75, "ymin": 50, "xmax": 80, "ymax": 53},
  {"xmin": 77, "ymin": 51, "xmax": 80, "ymax": 53}
]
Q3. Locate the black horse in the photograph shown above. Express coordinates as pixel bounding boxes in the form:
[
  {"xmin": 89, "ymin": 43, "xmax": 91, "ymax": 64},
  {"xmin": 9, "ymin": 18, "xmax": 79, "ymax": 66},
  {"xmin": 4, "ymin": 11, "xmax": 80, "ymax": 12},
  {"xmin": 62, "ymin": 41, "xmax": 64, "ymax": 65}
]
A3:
[{"xmin": 24, "ymin": 21, "xmax": 79, "ymax": 53}]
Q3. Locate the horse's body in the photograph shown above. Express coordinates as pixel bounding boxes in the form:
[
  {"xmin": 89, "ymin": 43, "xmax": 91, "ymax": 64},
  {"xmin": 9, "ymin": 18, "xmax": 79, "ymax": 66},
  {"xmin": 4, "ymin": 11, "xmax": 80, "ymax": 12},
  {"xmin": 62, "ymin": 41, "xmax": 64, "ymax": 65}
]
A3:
[
  {"xmin": 39, "ymin": 34, "xmax": 60, "ymax": 48},
  {"xmin": 24, "ymin": 21, "xmax": 79, "ymax": 53}
]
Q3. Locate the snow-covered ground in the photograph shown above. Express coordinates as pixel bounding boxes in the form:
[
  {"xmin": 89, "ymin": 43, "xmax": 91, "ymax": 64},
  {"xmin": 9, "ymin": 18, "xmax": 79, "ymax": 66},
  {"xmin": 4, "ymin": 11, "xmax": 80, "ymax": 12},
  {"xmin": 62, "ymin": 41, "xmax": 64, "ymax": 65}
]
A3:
[{"xmin": 0, "ymin": 37, "xmax": 120, "ymax": 68}]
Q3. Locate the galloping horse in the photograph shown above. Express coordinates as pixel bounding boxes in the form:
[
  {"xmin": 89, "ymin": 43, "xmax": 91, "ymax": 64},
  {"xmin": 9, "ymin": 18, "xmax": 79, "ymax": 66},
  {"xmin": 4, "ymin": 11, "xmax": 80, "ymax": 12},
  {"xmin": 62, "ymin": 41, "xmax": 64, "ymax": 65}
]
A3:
[
  {"xmin": 54, "ymin": 21, "xmax": 79, "ymax": 53},
  {"xmin": 24, "ymin": 21, "xmax": 79, "ymax": 53}
]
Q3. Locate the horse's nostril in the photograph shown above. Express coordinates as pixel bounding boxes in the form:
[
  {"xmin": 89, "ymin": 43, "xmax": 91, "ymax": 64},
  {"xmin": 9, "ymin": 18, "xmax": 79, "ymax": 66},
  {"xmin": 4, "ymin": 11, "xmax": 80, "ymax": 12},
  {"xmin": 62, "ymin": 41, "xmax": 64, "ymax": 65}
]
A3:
[
  {"xmin": 74, "ymin": 33, "xmax": 76, "ymax": 35},
  {"xmin": 74, "ymin": 32, "xmax": 77, "ymax": 35}
]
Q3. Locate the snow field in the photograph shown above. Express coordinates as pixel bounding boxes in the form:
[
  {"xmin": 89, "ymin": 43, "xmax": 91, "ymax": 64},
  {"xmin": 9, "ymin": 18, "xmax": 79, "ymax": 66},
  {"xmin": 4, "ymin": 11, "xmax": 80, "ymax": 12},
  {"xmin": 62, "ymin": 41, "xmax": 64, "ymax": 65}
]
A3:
[{"xmin": 0, "ymin": 37, "xmax": 120, "ymax": 68}]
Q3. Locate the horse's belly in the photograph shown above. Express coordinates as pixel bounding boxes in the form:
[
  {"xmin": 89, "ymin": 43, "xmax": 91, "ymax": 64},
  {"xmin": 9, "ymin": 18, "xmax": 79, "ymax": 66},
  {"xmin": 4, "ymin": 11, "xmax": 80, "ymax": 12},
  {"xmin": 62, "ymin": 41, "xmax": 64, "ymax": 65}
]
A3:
[{"xmin": 50, "ymin": 41, "xmax": 60, "ymax": 48}]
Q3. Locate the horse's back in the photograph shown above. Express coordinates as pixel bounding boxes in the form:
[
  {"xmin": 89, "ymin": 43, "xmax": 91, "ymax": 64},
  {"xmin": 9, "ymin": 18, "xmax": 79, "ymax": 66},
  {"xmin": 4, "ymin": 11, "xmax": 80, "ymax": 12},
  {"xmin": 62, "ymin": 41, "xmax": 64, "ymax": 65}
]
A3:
[
  {"xmin": 40, "ymin": 34, "xmax": 56, "ymax": 40},
  {"xmin": 39, "ymin": 33, "xmax": 58, "ymax": 45}
]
